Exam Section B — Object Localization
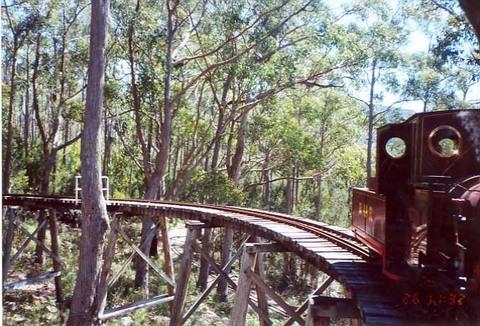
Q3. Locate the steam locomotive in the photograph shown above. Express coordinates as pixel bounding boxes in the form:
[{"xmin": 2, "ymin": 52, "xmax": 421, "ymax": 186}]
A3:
[{"xmin": 351, "ymin": 109, "xmax": 480, "ymax": 320}]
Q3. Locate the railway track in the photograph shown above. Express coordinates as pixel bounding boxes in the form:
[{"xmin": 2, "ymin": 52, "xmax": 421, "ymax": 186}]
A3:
[
  {"xmin": 3, "ymin": 194, "xmax": 372, "ymax": 259},
  {"xmin": 3, "ymin": 194, "xmax": 407, "ymax": 325},
  {"xmin": 114, "ymin": 197, "xmax": 372, "ymax": 260}
]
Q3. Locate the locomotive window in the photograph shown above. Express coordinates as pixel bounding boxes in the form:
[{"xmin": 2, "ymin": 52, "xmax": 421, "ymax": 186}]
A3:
[
  {"xmin": 429, "ymin": 126, "xmax": 461, "ymax": 158},
  {"xmin": 385, "ymin": 137, "xmax": 406, "ymax": 158}
]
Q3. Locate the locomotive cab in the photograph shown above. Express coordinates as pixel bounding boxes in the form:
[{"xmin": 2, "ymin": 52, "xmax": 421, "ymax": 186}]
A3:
[{"xmin": 352, "ymin": 109, "xmax": 480, "ymax": 285}]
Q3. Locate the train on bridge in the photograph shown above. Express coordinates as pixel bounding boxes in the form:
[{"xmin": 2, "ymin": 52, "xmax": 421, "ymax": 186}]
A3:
[{"xmin": 352, "ymin": 109, "xmax": 480, "ymax": 321}]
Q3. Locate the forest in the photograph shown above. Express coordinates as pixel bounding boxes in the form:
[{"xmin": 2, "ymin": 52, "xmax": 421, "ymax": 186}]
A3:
[{"xmin": 2, "ymin": 0, "xmax": 480, "ymax": 324}]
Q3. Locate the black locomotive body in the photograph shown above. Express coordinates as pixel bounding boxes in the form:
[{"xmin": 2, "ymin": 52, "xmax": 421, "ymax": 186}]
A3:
[{"xmin": 352, "ymin": 109, "xmax": 480, "ymax": 320}]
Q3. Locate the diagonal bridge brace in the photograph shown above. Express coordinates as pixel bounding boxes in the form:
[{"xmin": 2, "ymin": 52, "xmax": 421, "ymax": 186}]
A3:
[
  {"xmin": 113, "ymin": 220, "xmax": 175, "ymax": 287},
  {"xmin": 97, "ymin": 215, "xmax": 175, "ymax": 320}
]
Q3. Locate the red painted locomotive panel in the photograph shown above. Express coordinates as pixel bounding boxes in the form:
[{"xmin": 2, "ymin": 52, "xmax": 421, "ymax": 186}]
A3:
[{"xmin": 352, "ymin": 187, "xmax": 385, "ymax": 255}]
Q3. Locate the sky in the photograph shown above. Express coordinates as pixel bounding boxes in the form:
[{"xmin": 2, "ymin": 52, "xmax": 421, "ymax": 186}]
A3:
[{"xmin": 328, "ymin": 0, "xmax": 480, "ymax": 114}]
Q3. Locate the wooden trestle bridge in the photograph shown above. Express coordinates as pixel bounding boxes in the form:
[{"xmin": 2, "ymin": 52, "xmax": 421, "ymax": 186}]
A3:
[{"xmin": 3, "ymin": 194, "xmax": 409, "ymax": 325}]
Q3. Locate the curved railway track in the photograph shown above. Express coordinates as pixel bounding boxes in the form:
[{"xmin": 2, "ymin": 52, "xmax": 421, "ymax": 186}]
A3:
[
  {"xmin": 3, "ymin": 194, "xmax": 407, "ymax": 325},
  {"xmin": 116, "ymin": 197, "xmax": 372, "ymax": 260}
]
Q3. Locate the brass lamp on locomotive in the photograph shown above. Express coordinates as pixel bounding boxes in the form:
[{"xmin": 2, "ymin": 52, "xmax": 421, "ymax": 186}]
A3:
[{"xmin": 352, "ymin": 109, "xmax": 480, "ymax": 317}]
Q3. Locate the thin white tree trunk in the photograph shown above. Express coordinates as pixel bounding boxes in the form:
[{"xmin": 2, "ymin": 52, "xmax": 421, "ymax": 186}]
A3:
[{"xmin": 67, "ymin": 0, "xmax": 110, "ymax": 324}]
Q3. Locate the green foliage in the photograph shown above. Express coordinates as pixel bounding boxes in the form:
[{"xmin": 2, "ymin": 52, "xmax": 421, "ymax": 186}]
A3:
[
  {"xmin": 183, "ymin": 171, "xmax": 245, "ymax": 205},
  {"xmin": 53, "ymin": 142, "xmax": 81, "ymax": 195}
]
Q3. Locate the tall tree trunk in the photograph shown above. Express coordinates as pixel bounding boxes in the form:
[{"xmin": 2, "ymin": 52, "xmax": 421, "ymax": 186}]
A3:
[
  {"xmin": 3, "ymin": 39, "xmax": 18, "ymax": 193},
  {"xmin": 211, "ymin": 73, "xmax": 233, "ymax": 170},
  {"xmin": 67, "ymin": 0, "xmax": 110, "ymax": 324},
  {"xmin": 227, "ymin": 111, "xmax": 247, "ymax": 182},
  {"xmin": 262, "ymin": 150, "xmax": 271, "ymax": 210},
  {"xmin": 102, "ymin": 109, "xmax": 111, "ymax": 176},
  {"xmin": 366, "ymin": 58, "xmax": 377, "ymax": 180},
  {"xmin": 314, "ymin": 175, "xmax": 322, "ymax": 220},
  {"xmin": 134, "ymin": 0, "xmax": 178, "ymax": 290},
  {"xmin": 284, "ymin": 177, "xmax": 293, "ymax": 214},
  {"xmin": 24, "ymin": 48, "xmax": 30, "ymax": 158},
  {"xmin": 217, "ymin": 111, "xmax": 247, "ymax": 300},
  {"xmin": 34, "ymin": 151, "xmax": 56, "ymax": 264},
  {"xmin": 293, "ymin": 166, "xmax": 299, "ymax": 211}
]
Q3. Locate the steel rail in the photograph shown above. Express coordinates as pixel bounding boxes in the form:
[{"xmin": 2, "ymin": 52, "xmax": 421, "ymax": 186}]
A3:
[{"xmin": 3, "ymin": 194, "xmax": 372, "ymax": 260}]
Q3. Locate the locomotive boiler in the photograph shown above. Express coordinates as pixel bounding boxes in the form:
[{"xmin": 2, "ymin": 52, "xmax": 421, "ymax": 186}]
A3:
[{"xmin": 352, "ymin": 109, "xmax": 480, "ymax": 320}]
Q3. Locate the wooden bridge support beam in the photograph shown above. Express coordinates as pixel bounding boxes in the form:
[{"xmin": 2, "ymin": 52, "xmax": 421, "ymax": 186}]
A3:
[
  {"xmin": 217, "ymin": 227, "xmax": 234, "ymax": 301},
  {"xmin": 181, "ymin": 236, "xmax": 249, "ymax": 324},
  {"xmin": 48, "ymin": 209, "xmax": 64, "ymax": 314},
  {"xmin": 197, "ymin": 228, "xmax": 212, "ymax": 290},
  {"xmin": 97, "ymin": 213, "xmax": 120, "ymax": 318},
  {"xmin": 230, "ymin": 242, "xmax": 298, "ymax": 326},
  {"xmin": 170, "ymin": 222, "xmax": 202, "ymax": 326},
  {"xmin": 305, "ymin": 295, "xmax": 360, "ymax": 326},
  {"xmin": 229, "ymin": 244, "xmax": 257, "ymax": 326},
  {"xmin": 2, "ymin": 207, "xmax": 16, "ymax": 283},
  {"xmin": 98, "ymin": 214, "xmax": 176, "ymax": 320},
  {"xmin": 250, "ymin": 237, "xmax": 270, "ymax": 326},
  {"xmin": 255, "ymin": 251, "xmax": 269, "ymax": 326},
  {"xmin": 284, "ymin": 276, "xmax": 334, "ymax": 326},
  {"xmin": 158, "ymin": 215, "xmax": 175, "ymax": 305},
  {"xmin": 2, "ymin": 207, "xmax": 65, "ymax": 316}
]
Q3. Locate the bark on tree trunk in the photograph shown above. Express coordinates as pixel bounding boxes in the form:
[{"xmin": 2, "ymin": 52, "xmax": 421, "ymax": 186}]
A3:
[
  {"xmin": 211, "ymin": 73, "xmax": 233, "ymax": 170},
  {"xmin": 262, "ymin": 149, "xmax": 271, "ymax": 210},
  {"xmin": 366, "ymin": 58, "xmax": 377, "ymax": 181},
  {"xmin": 227, "ymin": 112, "xmax": 247, "ymax": 182},
  {"xmin": 3, "ymin": 40, "xmax": 18, "ymax": 193},
  {"xmin": 102, "ymin": 109, "xmax": 111, "ymax": 176},
  {"xmin": 24, "ymin": 48, "xmax": 30, "ymax": 158},
  {"xmin": 284, "ymin": 177, "xmax": 293, "ymax": 214},
  {"xmin": 67, "ymin": 0, "xmax": 110, "ymax": 324},
  {"xmin": 217, "ymin": 227, "xmax": 233, "ymax": 301},
  {"xmin": 314, "ymin": 175, "xmax": 322, "ymax": 221},
  {"xmin": 134, "ymin": 0, "xmax": 177, "ymax": 290},
  {"xmin": 34, "ymin": 152, "xmax": 55, "ymax": 264},
  {"xmin": 196, "ymin": 228, "xmax": 212, "ymax": 290}
]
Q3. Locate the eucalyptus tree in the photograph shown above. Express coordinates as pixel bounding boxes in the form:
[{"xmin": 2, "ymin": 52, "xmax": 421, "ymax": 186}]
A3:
[
  {"xmin": 67, "ymin": 0, "xmax": 110, "ymax": 323},
  {"xmin": 400, "ymin": 0, "xmax": 480, "ymax": 109},
  {"xmin": 2, "ymin": 1, "xmax": 38, "ymax": 193},
  {"xmin": 31, "ymin": 0, "xmax": 87, "ymax": 263},
  {"xmin": 346, "ymin": 1, "xmax": 408, "ymax": 179},
  {"xmin": 402, "ymin": 54, "xmax": 451, "ymax": 112},
  {"xmin": 2, "ymin": 0, "xmax": 88, "ymax": 265},
  {"xmin": 115, "ymin": 0, "xmax": 341, "ymax": 288}
]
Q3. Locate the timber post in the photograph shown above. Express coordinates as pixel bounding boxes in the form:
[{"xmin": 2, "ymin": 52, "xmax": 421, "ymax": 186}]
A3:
[
  {"xmin": 229, "ymin": 243, "xmax": 257, "ymax": 326},
  {"xmin": 305, "ymin": 295, "xmax": 361, "ymax": 326},
  {"xmin": 252, "ymin": 237, "xmax": 270, "ymax": 326},
  {"xmin": 217, "ymin": 227, "xmax": 233, "ymax": 301},
  {"xmin": 169, "ymin": 221, "xmax": 202, "ymax": 326},
  {"xmin": 158, "ymin": 213, "xmax": 175, "ymax": 306},
  {"xmin": 197, "ymin": 228, "xmax": 212, "ymax": 290},
  {"xmin": 97, "ymin": 213, "xmax": 120, "ymax": 318},
  {"xmin": 3, "ymin": 207, "xmax": 16, "ymax": 283},
  {"xmin": 47, "ymin": 209, "xmax": 64, "ymax": 313},
  {"xmin": 284, "ymin": 276, "xmax": 334, "ymax": 326},
  {"xmin": 181, "ymin": 236, "xmax": 249, "ymax": 324}
]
